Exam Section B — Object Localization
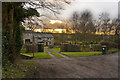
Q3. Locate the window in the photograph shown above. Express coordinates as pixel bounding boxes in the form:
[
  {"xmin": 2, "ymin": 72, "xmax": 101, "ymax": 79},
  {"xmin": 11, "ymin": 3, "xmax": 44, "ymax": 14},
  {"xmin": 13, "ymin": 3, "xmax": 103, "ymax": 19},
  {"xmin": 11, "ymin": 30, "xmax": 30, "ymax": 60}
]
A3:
[
  {"xmin": 38, "ymin": 42, "xmax": 44, "ymax": 44},
  {"xmin": 25, "ymin": 39, "xmax": 30, "ymax": 43},
  {"xmin": 45, "ymin": 38, "xmax": 47, "ymax": 40},
  {"xmin": 49, "ymin": 42, "xmax": 51, "ymax": 44},
  {"xmin": 47, "ymin": 38, "xmax": 49, "ymax": 40},
  {"xmin": 38, "ymin": 37, "xmax": 42, "ymax": 40}
]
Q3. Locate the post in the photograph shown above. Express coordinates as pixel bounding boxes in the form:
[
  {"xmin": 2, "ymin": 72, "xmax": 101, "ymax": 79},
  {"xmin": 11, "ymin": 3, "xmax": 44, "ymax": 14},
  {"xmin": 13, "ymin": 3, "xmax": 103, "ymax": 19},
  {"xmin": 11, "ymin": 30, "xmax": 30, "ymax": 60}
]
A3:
[
  {"xmin": 33, "ymin": 35, "xmax": 34, "ymax": 57},
  {"xmin": 33, "ymin": 44, "xmax": 34, "ymax": 57}
]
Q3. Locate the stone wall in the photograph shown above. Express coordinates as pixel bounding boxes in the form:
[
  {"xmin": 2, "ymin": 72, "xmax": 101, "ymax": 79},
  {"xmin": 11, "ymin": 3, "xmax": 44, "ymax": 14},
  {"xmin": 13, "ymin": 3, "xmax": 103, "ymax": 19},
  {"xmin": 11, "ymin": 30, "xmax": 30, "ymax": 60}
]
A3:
[
  {"xmin": 60, "ymin": 43, "xmax": 102, "ymax": 52},
  {"xmin": 37, "ymin": 43, "xmax": 44, "ymax": 52},
  {"xmin": 25, "ymin": 43, "xmax": 44, "ymax": 53},
  {"xmin": 61, "ymin": 43, "xmax": 81, "ymax": 52}
]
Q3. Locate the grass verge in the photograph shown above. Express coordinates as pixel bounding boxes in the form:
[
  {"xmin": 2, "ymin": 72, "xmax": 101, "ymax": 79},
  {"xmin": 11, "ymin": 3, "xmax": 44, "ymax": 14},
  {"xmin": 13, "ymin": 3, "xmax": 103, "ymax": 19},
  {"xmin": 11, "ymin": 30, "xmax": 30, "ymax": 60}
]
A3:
[
  {"xmin": 107, "ymin": 48, "xmax": 120, "ymax": 54},
  {"xmin": 2, "ymin": 65, "xmax": 26, "ymax": 78},
  {"xmin": 51, "ymin": 52, "xmax": 64, "ymax": 58},
  {"xmin": 61, "ymin": 52, "xmax": 102, "ymax": 57},
  {"xmin": 23, "ymin": 62, "xmax": 38, "ymax": 66},
  {"xmin": 2, "ymin": 61, "xmax": 38, "ymax": 78}
]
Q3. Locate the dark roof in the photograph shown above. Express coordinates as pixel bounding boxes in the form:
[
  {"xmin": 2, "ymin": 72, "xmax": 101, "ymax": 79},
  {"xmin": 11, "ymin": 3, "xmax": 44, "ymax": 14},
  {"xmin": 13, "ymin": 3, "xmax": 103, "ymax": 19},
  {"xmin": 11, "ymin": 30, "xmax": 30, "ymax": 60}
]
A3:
[
  {"xmin": 24, "ymin": 30, "xmax": 34, "ymax": 33},
  {"xmin": 34, "ymin": 33, "xmax": 53, "ymax": 38},
  {"xmin": 24, "ymin": 30, "xmax": 53, "ymax": 38}
]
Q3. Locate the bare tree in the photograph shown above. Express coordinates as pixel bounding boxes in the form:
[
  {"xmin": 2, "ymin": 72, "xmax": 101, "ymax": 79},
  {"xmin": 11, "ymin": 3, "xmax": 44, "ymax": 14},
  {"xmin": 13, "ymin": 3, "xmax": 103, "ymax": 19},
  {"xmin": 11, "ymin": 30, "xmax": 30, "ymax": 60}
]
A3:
[
  {"xmin": 79, "ymin": 10, "xmax": 95, "ymax": 33},
  {"xmin": 98, "ymin": 12, "xmax": 110, "ymax": 35},
  {"xmin": 70, "ymin": 10, "xmax": 95, "ymax": 43},
  {"xmin": 71, "ymin": 11, "xmax": 80, "ymax": 33},
  {"xmin": 114, "ymin": 19, "xmax": 120, "ymax": 35},
  {"xmin": 99, "ymin": 12, "xmax": 110, "ymax": 21},
  {"xmin": 23, "ymin": 0, "xmax": 71, "ymax": 30}
]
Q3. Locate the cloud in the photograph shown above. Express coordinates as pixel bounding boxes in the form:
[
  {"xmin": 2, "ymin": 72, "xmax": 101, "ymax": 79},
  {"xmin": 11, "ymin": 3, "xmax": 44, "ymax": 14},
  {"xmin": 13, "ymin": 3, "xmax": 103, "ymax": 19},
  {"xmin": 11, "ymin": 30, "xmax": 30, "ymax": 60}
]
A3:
[{"xmin": 58, "ymin": 0, "xmax": 119, "ymax": 20}]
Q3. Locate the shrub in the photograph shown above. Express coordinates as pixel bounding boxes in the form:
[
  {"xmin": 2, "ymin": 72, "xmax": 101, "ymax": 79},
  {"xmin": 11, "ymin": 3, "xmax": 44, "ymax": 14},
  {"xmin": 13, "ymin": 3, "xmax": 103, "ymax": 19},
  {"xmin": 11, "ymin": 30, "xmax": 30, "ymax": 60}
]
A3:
[
  {"xmin": 93, "ymin": 44, "xmax": 102, "ymax": 51},
  {"xmin": 107, "ymin": 48, "xmax": 120, "ymax": 54},
  {"xmin": 48, "ymin": 45, "xmax": 54, "ymax": 48},
  {"xmin": 114, "ymin": 38, "xmax": 120, "ymax": 49},
  {"xmin": 20, "ymin": 45, "xmax": 26, "ymax": 53},
  {"xmin": 80, "ymin": 45, "xmax": 91, "ymax": 52},
  {"xmin": 61, "ymin": 43, "xmax": 81, "ymax": 52},
  {"xmin": 99, "ymin": 41, "xmax": 118, "ymax": 50}
]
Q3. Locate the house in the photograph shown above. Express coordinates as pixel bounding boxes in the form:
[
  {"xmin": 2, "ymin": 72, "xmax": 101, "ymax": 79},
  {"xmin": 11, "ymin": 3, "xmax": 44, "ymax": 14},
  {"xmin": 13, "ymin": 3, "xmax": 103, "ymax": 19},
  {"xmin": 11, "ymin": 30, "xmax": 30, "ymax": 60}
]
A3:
[{"xmin": 23, "ymin": 30, "xmax": 54, "ymax": 46}]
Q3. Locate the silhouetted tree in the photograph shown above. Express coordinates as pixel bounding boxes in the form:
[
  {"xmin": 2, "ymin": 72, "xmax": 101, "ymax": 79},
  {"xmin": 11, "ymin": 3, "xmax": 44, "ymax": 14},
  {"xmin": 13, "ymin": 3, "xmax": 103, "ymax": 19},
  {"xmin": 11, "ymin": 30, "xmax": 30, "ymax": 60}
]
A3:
[
  {"xmin": 98, "ymin": 12, "xmax": 110, "ymax": 35},
  {"xmin": 70, "ymin": 10, "xmax": 96, "ymax": 43},
  {"xmin": 80, "ymin": 10, "xmax": 95, "ymax": 33}
]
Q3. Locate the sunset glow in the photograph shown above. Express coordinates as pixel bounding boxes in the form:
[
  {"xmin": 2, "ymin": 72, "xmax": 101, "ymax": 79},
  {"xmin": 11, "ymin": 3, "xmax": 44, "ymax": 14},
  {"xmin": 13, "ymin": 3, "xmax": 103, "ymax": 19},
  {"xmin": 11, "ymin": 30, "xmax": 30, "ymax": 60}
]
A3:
[
  {"xmin": 33, "ymin": 28, "xmax": 75, "ymax": 34},
  {"xmin": 27, "ymin": 28, "xmax": 115, "ymax": 35},
  {"xmin": 55, "ymin": 29, "xmax": 63, "ymax": 33},
  {"xmin": 49, "ymin": 20, "xmax": 63, "ymax": 24}
]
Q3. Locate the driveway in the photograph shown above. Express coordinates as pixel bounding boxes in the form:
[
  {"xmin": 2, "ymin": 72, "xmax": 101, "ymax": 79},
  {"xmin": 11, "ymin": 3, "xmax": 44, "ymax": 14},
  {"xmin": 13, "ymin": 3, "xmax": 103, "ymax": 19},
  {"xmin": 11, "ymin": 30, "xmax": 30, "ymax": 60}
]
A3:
[
  {"xmin": 23, "ymin": 51, "xmax": 119, "ymax": 78},
  {"xmin": 45, "ymin": 49, "xmax": 70, "ymax": 59}
]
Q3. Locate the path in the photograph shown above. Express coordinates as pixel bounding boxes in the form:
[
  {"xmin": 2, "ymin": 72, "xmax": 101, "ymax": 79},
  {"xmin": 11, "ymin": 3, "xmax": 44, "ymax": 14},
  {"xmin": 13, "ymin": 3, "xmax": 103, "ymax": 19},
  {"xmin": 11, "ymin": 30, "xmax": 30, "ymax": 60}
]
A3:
[
  {"xmin": 45, "ymin": 49, "xmax": 70, "ymax": 59},
  {"xmin": 45, "ymin": 49, "xmax": 56, "ymax": 59},
  {"xmin": 23, "ymin": 51, "xmax": 119, "ymax": 78}
]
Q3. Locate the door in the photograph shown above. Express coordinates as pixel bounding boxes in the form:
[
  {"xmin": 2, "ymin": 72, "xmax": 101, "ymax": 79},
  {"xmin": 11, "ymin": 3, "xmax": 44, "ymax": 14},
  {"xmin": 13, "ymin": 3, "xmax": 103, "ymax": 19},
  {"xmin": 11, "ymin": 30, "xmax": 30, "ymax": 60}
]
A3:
[{"xmin": 46, "ymin": 42, "xmax": 48, "ymax": 46}]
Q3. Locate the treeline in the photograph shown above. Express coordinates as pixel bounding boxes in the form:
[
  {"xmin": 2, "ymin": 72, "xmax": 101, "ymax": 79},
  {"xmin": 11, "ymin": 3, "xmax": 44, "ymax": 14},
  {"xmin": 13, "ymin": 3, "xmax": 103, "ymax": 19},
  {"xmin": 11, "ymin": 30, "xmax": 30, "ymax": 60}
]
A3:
[{"xmin": 52, "ymin": 33, "xmax": 120, "ymax": 48}]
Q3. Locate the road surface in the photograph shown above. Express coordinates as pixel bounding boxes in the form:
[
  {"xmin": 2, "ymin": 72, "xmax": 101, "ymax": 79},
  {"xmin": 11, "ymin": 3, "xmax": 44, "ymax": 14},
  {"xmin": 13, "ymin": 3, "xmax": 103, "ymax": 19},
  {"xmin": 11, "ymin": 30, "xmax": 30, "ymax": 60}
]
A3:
[{"xmin": 23, "ymin": 51, "xmax": 119, "ymax": 78}]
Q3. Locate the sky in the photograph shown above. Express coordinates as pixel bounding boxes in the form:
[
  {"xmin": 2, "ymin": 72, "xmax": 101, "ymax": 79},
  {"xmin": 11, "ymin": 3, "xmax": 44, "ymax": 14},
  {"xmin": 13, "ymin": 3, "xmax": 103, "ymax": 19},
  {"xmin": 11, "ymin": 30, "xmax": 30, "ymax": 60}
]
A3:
[{"xmin": 56, "ymin": 0, "xmax": 120, "ymax": 20}]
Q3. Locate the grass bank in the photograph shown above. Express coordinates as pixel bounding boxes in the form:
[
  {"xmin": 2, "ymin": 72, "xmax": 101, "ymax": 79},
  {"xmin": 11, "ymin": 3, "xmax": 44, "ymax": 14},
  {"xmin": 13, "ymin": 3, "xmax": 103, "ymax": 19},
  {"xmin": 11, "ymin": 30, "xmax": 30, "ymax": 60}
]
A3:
[
  {"xmin": 21, "ymin": 52, "xmax": 51, "ymax": 59},
  {"xmin": 2, "ymin": 61, "xmax": 38, "ymax": 78}
]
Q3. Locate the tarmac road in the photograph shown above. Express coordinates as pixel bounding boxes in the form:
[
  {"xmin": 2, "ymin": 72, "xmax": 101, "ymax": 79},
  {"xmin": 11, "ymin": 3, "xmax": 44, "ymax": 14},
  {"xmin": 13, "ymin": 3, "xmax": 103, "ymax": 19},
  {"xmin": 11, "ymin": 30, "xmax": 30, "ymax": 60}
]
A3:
[{"xmin": 24, "ymin": 51, "xmax": 119, "ymax": 78}]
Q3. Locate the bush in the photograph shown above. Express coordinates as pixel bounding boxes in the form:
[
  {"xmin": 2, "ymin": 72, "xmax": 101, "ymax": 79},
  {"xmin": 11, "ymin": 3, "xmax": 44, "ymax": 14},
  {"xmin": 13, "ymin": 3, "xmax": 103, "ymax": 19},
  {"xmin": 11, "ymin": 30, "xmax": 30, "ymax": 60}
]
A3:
[
  {"xmin": 107, "ymin": 48, "xmax": 120, "ymax": 54},
  {"xmin": 114, "ymin": 38, "xmax": 120, "ymax": 49},
  {"xmin": 80, "ymin": 45, "xmax": 91, "ymax": 52},
  {"xmin": 92, "ymin": 44, "xmax": 102, "ymax": 51},
  {"xmin": 61, "ymin": 43, "xmax": 81, "ymax": 52},
  {"xmin": 48, "ymin": 45, "xmax": 54, "ymax": 48},
  {"xmin": 20, "ymin": 45, "xmax": 26, "ymax": 53},
  {"xmin": 99, "ymin": 41, "xmax": 118, "ymax": 50}
]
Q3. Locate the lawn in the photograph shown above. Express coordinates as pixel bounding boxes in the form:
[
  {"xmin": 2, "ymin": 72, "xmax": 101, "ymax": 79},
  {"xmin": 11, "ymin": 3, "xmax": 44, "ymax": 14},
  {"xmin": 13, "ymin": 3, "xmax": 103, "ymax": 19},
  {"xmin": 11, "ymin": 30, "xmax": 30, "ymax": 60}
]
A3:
[
  {"xmin": 21, "ymin": 52, "xmax": 51, "ymax": 59},
  {"xmin": 51, "ymin": 52, "xmax": 64, "ymax": 58},
  {"xmin": 51, "ymin": 48, "xmax": 60, "ymax": 52},
  {"xmin": 44, "ymin": 47, "xmax": 60, "ymax": 52},
  {"xmin": 44, "ymin": 47, "xmax": 49, "ymax": 49},
  {"xmin": 62, "ymin": 52, "xmax": 102, "ymax": 57}
]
